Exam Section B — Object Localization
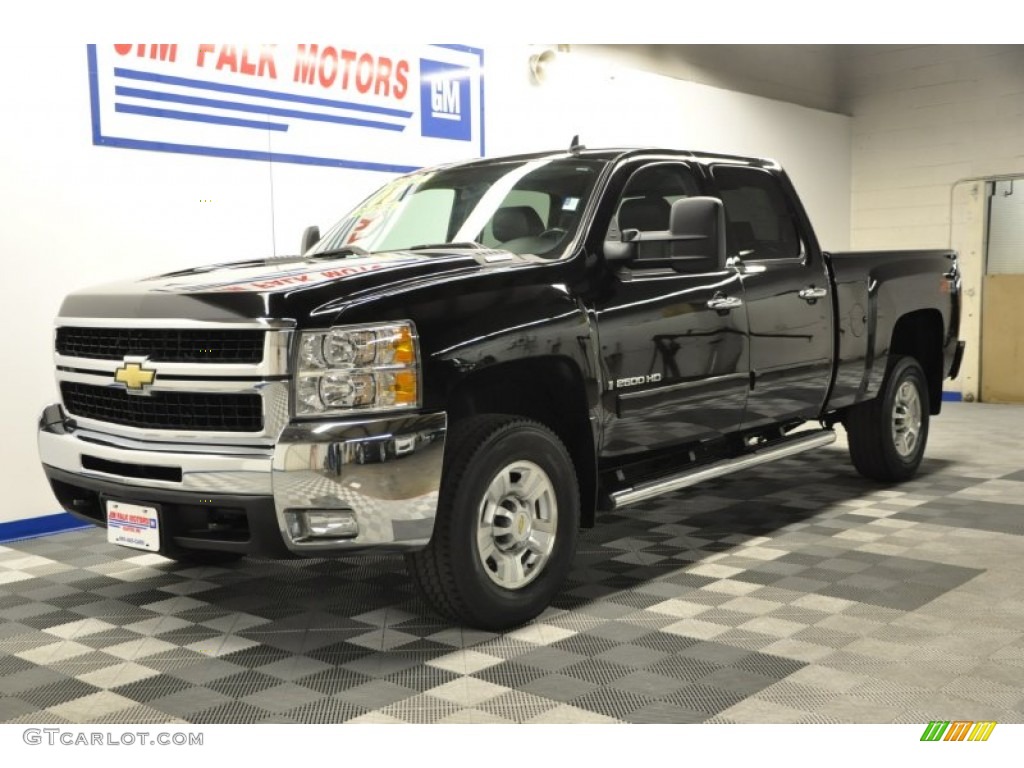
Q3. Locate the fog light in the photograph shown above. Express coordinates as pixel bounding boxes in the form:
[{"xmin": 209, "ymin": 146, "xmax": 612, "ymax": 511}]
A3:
[
  {"xmin": 307, "ymin": 510, "xmax": 358, "ymax": 538},
  {"xmin": 286, "ymin": 509, "xmax": 359, "ymax": 541}
]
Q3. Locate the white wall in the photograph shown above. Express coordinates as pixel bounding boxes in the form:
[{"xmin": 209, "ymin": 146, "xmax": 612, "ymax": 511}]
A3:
[
  {"xmin": 484, "ymin": 47, "xmax": 851, "ymax": 250},
  {"xmin": 843, "ymin": 44, "xmax": 1024, "ymax": 398},
  {"xmin": 0, "ymin": 44, "xmax": 851, "ymax": 525},
  {"xmin": 578, "ymin": 44, "xmax": 845, "ymax": 113}
]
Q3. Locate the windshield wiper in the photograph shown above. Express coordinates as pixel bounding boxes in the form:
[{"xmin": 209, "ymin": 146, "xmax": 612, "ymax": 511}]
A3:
[
  {"xmin": 306, "ymin": 245, "xmax": 369, "ymax": 259},
  {"xmin": 406, "ymin": 241, "xmax": 487, "ymax": 251}
]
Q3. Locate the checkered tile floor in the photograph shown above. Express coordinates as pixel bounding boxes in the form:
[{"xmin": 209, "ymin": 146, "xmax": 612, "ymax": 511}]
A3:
[{"xmin": 4, "ymin": 402, "xmax": 1024, "ymax": 723}]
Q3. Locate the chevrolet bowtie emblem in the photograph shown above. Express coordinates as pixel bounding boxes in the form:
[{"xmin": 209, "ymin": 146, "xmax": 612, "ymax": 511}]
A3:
[{"xmin": 114, "ymin": 361, "xmax": 157, "ymax": 390}]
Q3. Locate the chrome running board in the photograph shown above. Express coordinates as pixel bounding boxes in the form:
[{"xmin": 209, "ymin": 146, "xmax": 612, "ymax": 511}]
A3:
[{"xmin": 610, "ymin": 429, "xmax": 836, "ymax": 509}]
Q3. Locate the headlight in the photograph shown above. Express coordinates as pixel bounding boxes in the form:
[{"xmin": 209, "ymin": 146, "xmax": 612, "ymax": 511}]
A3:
[{"xmin": 295, "ymin": 321, "xmax": 420, "ymax": 415}]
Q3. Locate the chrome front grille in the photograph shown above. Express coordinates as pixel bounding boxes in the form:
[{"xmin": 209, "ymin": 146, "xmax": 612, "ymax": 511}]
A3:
[
  {"xmin": 56, "ymin": 327, "xmax": 266, "ymax": 363},
  {"xmin": 53, "ymin": 318, "xmax": 293, "ymax": 445},
  {"xmin": 61, "ymin": 382, "xmax": 264, "ymax": 432}
]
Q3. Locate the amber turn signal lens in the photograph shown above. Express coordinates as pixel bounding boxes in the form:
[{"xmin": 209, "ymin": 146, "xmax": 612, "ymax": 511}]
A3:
[
  {"xmin": 391, "ymin": 370, "xmax": 418, "ymax": 405},
  {"xmin": 390, "ymin": 326, "xmax": 417, "ymax": 366}
]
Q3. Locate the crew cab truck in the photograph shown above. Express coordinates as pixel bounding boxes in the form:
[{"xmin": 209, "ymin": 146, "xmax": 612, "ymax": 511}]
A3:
[{"xmin": 38, "ymin": 147, "xmax": 964, "ymax": 630}]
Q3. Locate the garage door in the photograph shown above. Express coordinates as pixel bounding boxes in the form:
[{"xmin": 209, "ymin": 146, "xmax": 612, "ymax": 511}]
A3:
[{"xmin": 982, "ymin": 178, "xmax": 1024, "ymax": 403}]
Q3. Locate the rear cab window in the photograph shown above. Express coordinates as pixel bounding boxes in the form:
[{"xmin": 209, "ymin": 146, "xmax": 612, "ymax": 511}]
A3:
[{"xmin": 711, "ymin": 165, "xmax": 805, "ymax": 262}]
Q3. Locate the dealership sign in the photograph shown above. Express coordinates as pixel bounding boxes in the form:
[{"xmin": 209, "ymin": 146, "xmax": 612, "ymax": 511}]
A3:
[{"xmin": 87, "ymin": 44, "xmax": 485, "ymax": 173}]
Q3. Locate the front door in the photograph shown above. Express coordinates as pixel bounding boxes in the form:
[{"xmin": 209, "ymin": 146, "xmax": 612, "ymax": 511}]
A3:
[{"xmin": 592, "ymin": 161, "xmax": 750, "ymax": 459}]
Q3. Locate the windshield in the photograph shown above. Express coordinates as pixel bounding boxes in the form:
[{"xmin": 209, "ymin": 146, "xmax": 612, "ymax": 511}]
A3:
[{"xmin": 306, "ymin": 157, "xmax": 606, "ymax": 259}]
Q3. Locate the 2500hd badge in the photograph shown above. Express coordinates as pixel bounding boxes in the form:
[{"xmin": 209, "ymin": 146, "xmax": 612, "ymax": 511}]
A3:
[
  {"xmin": 39, "ymin": 144, "xmax": 964, "ymax": 630},
  {"xmin": 610, "ymin": 374, "xmax": 663, "ymax": 389}
]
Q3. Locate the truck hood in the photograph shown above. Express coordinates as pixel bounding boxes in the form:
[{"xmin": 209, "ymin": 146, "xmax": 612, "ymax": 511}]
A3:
[{"xmin": 57, "ymin": 249, "xmax": 529, "ymax": 323}]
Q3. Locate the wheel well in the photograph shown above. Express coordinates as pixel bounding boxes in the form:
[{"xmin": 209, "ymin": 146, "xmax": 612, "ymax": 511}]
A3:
[
  {"xmin": 890, "ymin": 309, "xmax": 944, "ymax": 414},
  {"xmin": 447, "ymin": 357, "xmax": 597, "ymax": 527}
]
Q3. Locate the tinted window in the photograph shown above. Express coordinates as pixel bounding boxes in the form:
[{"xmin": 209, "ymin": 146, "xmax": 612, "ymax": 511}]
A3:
[
  {"xmin": 608, "ymin": 163, "xmax": 704, "ymax": 265},
  {"xmin": 713, "ymin": 166, "xmax": 802, "ymax": 260}
]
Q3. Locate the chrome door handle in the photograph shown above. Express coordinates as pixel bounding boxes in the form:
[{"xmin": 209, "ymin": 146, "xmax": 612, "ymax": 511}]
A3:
[
  {"xmin": 798, "ymin": 286, "xmax": 828, "ymax": 301},
  {"xmin": 707, "ymin": 295, "xmax": 743, "ymax": 311}
]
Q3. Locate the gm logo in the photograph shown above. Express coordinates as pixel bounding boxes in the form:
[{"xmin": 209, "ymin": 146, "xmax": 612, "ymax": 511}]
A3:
[{"xmin": 419, "ymin": 59, "xmax": 471, "ymax": 141}]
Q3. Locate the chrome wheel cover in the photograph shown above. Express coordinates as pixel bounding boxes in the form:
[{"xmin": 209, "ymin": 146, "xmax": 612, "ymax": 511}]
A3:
[
  {"xmin": 476, "ymin": 460, "xmax": 557, "ymax": 590},
  {"xmin": 892, "ymin": 379, "xmax": 923, "ymax": 458}
]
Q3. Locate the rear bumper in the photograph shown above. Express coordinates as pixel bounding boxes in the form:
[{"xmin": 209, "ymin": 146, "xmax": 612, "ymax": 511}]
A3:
[{"xmin": 37, "ymin": 403, "xmax": 446, "ymax": 557}]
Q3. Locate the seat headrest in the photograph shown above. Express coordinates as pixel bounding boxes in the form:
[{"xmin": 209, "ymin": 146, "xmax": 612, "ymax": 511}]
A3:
[
  {"xmin": 492, "ymin": 206, "xmax": 544, "ymax": 242},
  {"xmin": 618, "ymin": 196, "xmax": 670, "ymax": 232}
]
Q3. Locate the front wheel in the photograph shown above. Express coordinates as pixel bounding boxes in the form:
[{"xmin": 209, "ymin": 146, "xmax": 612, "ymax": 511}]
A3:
[
  {"xmin": 844, "ymin": 355, "xmax": 930, "ymax": 482},
  {"xmin": 405, "ymin": 415, "xmax": 580, "ymax": 630}
]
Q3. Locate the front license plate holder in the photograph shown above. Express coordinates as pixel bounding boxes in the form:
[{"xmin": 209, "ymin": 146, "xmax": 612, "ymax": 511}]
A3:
[{"xmin": 105, "ymin": 499, "xmax": 161, "ymax": 552}]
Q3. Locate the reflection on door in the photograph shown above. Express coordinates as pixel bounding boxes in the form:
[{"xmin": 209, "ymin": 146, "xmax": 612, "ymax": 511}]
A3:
[{"xmin": 982, "ymin": 179, "xmax": 1024, "ymax": 403}]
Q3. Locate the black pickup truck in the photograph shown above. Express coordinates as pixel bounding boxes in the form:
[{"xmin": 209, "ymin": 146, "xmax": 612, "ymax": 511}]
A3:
[{"xmin": 38, "ymin": 146, "xmax": 964, "ymax": 630}]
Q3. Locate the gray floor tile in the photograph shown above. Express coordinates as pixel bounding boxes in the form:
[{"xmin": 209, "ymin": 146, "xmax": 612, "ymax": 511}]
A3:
[
  {"xmin": 3, "ymin": 402, "xmax": 1024, "ymax": 723},
  {"xmin": 334, "ymin": 680, "xmax": 420, "ymax": 709}
]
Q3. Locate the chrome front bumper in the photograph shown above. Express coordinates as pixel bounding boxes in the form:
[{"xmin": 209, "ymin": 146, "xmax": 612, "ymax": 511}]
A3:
[{"xmin": 37, "ymin": 403, "xmax": 446, "ymax": 555}]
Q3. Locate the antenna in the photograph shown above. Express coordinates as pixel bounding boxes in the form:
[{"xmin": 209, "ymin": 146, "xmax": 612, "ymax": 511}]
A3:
[{"xmin": 569, "ymin": 135, "xmax": 584, "ymax": 155}]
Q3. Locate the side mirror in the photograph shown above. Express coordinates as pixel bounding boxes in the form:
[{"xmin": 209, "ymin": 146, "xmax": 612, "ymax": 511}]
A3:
[
  {"xmin": 668, "ymin": 197, "xmax": 726, "ymax": 265},
  {"xmin": 602, "ymin": 197, "xmax": 726, "ymax": 267},
  {"xmin": 602, "ymin": 228, "xmax": 639, "ymax": 263},
  {"xmin": 300, "ymin": 225, "xmax": 321, "ymax": 254}
]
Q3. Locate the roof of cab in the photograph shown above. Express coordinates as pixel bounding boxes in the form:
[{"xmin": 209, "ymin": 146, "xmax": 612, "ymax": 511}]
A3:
[{"xmin": 426, "ymin": 147, "xmax": 780, "ymax": 173}]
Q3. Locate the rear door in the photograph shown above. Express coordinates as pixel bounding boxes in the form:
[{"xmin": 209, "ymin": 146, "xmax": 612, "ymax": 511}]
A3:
[
  {"xmin": 591, "ymin": 160, "xmax": 750, "ymax": 458},
  {"xmin": 709, "ymin": 164, "xmax": 833, "ymax": 430}
]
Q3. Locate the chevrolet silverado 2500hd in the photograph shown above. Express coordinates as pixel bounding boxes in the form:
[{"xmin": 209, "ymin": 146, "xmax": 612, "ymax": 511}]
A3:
[{"xmin": 38, "ymin": 147, "xmax": 964, "ymax": 630}]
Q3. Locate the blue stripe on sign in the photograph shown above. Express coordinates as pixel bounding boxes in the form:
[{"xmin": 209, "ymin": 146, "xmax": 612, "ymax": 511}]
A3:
[
  {"xmin": 116, "ymin": 85, "xmax": 405, "ymax": 132},
  {"xmin": 88, "ymin": 45, "xmax": 103, "ymax": 144},
  {"xmin": 93, "ymin": 135, "xmax": 421, "ymax": 174},
  {"xmin": 116, "ymin": 103, "xmax": 289, "ymax": 132},
  {"xmin": 478, "ymin": 48, "xmax": 486, "ymax": 156},
  {"xmin": 433, "ymin": 44, "xmax": 484, "ymax": 55},
  {"xmin": 0, "ymin": 513, "xmax": 93, "ymax": 544},
  {"xmin": 113, "ymin": 66, "xmax": 414, "ymax": 119}
]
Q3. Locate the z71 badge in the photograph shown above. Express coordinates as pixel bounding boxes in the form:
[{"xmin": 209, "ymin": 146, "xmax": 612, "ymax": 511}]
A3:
[{"xmin": 608, "ymin": 373, "xmax": 662, "ymax": 390}]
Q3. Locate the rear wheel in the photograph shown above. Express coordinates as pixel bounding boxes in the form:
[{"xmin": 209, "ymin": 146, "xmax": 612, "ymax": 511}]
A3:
[
  {"xmin": 405, "ymin": 415, "xmax": 579, "ymax": 630},
  {"xmin": 845, "ymin": 356, "xmax": 930, "ymax": 482}
]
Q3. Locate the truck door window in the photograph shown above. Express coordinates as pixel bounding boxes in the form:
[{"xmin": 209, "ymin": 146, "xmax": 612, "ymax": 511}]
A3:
[
  {"xmin": 712, "ymin": 166, "xmax": 803, "ymax": 261},
  {"xmin": 608, "ymin": 163, "xmax": 705, "ymax": 269}
]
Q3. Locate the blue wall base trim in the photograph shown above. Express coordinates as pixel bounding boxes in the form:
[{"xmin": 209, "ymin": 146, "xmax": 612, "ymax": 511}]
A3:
[
  {"xmin": 0, "ymin": 513, "xmax": 93, "ymax": 544},
  {"xmin": 942, "ymin": 391, "xmax": 964, "ymax": 402}
]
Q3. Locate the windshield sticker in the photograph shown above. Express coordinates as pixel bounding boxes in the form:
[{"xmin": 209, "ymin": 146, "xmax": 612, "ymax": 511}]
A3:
[
  {"xmin": 562, "ymin": 197, "xmax": 580, "ymax": 212},
  {"xmin": 327, "ymin": 172, "xmax": 432, "ymax": 247},
  {"xmin": 345, "ymin": 216, "xmax": 378, "ymax": 245}
]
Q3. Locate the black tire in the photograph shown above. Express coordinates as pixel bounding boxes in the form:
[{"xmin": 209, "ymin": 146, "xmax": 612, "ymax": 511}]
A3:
[
  {"xmin": 405, "ymin": 415, "xmax": 580, "ymax": 630},
  {"xmin": 845, "ymin": 356, "xmax": 930, "ymax": 482},
  {"xmin": 164, "ymin": 550, "xmax": 245, "ymax": 566}
]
